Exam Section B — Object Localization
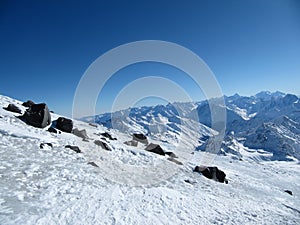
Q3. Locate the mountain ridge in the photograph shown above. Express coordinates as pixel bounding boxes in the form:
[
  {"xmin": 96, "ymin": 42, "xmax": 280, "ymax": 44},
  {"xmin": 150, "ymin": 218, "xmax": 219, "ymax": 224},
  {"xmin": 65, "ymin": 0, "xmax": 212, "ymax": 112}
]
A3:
[{"xmin": 87, "ymin": 91, "xmax": 300, "ymax": 161}]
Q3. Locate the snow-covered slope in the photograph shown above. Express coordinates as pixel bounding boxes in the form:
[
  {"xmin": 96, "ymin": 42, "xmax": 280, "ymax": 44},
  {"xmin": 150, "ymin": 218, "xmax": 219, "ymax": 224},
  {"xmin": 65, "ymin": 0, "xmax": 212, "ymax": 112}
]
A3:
[
  {"xmin": 93, "ymin": 91, "xmax": 300, "ymax": 161},
  {"xmin": 1, "ymin": 94, "xmax": 300, "ymax": 225}
]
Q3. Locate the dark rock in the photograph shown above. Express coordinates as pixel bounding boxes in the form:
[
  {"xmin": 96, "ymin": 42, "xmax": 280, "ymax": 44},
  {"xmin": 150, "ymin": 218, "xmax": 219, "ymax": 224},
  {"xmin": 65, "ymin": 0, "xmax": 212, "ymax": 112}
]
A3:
[
  {"xmin": 48, "ymin": 127, "xmax": 58, "ymax": 133},
  {"xmin": 284, "ymin": 190, "xmax": 293, "ymax": 196},
  {"xmin": 88, "ymin": 162, "xmax": 99, "ymax": 167},
  {"xmin": 184, "ymin": 179, "xmax": 197, "ymax": 185},
  {"xmin": 133, "ymin": 133, "xmax": 148, "ymax": 145},
  {"xmin": 167, "ymin": 157, "xmax": 183, "ymax": 165},
  {"xmin": 72, "ymin": 128, "xmax": 89, "ymax": 139},
  {"xmin": 56, "ymin": 117, "xmax": 73, "ymax": 133},
  {"xmin": 165, "ymin": 152, "xmax": 177, "ymax": 158},
  {"xmin": 50, "ymin": 111, "xmax": 54, "ymax": 113},
  {"xmin": 20, "ymin": 103, "xmax": 51, "ymax": 128},
  {"xmin": 145, "ymin": 143, "xmax": 165, "ymax": 156},
  {"xmin": 22, "ymin": 100, "xmax": 35, "ymax": 108},
  {"xmin": 194, "ymin": 166, "xmax": 227, "ymax": 183},
  {"xmin": 3, "ymin": 104, "xmax": 22, "ymax": 114},
  {"xmin": 94, "ymin": 140, "xmax": 111, "ymax": 151},
  {"xmin": 124, "ymin": 140, "xmax": 138, "ymax": 147},
  {"xmin": 40, "ymin": 143, "xmax": 53, "ymax": 149},
  {"xmin": 65, "ymin": 145, "xmax": 81, "ymax": 153},
  {"xmin": 89, "ymin": 123, "xmax": 98, "ymax": 128},
  {"xmin": 101, "ymin": 132, "xmax": 117, "ymax": 140}
]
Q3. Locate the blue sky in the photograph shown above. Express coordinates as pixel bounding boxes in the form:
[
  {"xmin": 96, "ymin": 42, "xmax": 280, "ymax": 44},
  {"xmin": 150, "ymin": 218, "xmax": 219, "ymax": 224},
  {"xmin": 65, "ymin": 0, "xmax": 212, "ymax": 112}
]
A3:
[{"xmin": 1, "ymin": 0, "xmax": 300, "ymax": 116}]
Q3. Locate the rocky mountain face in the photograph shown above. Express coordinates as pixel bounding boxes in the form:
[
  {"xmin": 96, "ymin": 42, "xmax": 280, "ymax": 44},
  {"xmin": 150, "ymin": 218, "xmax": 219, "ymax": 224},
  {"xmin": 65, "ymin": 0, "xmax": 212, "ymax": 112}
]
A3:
[{"xmin": 89, "ymin": 91, "xmax": 300, "ymax": 161}]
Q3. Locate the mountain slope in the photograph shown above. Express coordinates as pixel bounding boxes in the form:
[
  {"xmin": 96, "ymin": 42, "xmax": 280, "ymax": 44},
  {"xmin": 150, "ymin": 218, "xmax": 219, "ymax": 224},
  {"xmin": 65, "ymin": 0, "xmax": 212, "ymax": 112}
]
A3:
[
  {"xmin": 92, "ymin": 91, "xmax": 300, "ymax": 161},
  {"xmin": 1, "ymin": 94, "xmax": 300, "ymax": 225}
]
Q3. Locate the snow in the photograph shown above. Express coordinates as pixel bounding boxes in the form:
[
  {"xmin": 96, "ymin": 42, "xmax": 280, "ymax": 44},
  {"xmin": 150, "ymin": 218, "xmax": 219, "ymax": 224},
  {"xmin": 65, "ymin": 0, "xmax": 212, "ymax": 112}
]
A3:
[{"xmin": 0, "ymin": 94, "xmax": 300, "ymax": 224}]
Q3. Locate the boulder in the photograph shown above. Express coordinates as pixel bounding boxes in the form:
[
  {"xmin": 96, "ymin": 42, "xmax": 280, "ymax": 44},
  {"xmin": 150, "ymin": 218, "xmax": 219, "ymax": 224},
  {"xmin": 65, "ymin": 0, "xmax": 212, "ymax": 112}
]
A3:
[
  {"xmin": 284, "ymin": 190, "xmax": 293, "ymax": 196},
  {"xmin": 3, "ymin": 104, "xmax": 22, "ymax": 114},
  {"xmin": 22, "ymin": 100, "xmax": 35, "ymax": 108},
  {"xmin": 20, "ymin": 103, "xmax": 51, "ymax": 128},
  {"xmin": 145, "ymin": 143, "xmax": 165, "ymax": 156},
  {"xmin": 133, "ymin": 133, "xmax": 148, "ymax": 145},
  {"xmin": 194, "ymin": 166, "xmax": 228, "ymax": 183},
  {"xmin": 65, "ymin": 145, "xmax": 81, "ymax": 153},
  {"xmin": 101, "ymin": 132, "xmax": 117, "ymax": 140},
  {"xmin": 40, "ymin": 143, "xmax": 53, "ymax": 149},
  {"xmin": 72, "ymin": 128, "xmax": 89, "ymax": 139},
  {"xmin": 48, "ymin": 127, "xmax": 59, "ymax": 134},
  {"xmin": 94, "ymin": 140, "xmax": 111, "ymax": 151},
  {"xmin": 56, "ymin": 117, "xmax": 73, "ymax": 133},
  {"xmin": 124, "ymin": 140, "xmax": 138, "ymax": 147}
]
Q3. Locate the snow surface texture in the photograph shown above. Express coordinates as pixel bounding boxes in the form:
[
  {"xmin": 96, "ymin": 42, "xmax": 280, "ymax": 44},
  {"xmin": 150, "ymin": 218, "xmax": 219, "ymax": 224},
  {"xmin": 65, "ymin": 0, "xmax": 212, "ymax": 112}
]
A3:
[{"xmin": 1, "ymin": 94, "xmax": 300, "ymax": 225}]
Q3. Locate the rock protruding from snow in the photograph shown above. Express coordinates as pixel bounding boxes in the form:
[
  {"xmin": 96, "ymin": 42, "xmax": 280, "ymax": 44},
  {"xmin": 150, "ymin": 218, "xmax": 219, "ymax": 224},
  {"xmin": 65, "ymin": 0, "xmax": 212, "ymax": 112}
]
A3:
[
  {"xmin": 3, "ymin": 104, "xmax": 22, "ymax": 114},
  {"xmin": 165, "ymin": 151, "xmax": 177, "ymax": 158},
  {"xmin": 40, "ymin": 143, "xmax": 53, "ymax": 149},
  {"xmin": 56, "ymin": 117, "xmax": 73, "ymax": 133},
  {"xmin": 284, "ymin": 190, "xmax": 293, "ymax": 196},
  {"xmin": 101, "ymin": 132, "xmax": 117, "ymax": 140},
  {"xmin": 124, "ymin": 140, "xmax": 138, "ymax": 147},
  {"xmin": 194, "ymin": 166, "xmax": 228, "ymax": 183},
  {"xmin": 167, "ymin": 157, "xmax": 183, "ymax": 165},
  {"xmin": 133, "ymin": 133, "xmax": 148, "ymax": 145},
  {"xmin": 72, "ymin": 128, "xmax": 89, "ymax": 140},
  {"xmin": 94, "ymin": 140, "xmax": 111, "ymax": 151},
  {"xmin": 48, "ymin": 127, "xmax": 60, "ymax": 134},
  {"xmin": 22, "ymin": 100, "xmax": 35, "ymax": 108},
  {"xmin": 21, "ymin": 103, "xmax": 51, "ymax": 128},
  {"xmin": 145, "ymin": 143, "xmax": 165, "ymax": 156},
  {"xmin": 65, "ymin": 145, "xmax": 81, "ymax": 153},
  {"xmin": 88, "ymin": 162, "xmax": 99, "ymax": 167}
]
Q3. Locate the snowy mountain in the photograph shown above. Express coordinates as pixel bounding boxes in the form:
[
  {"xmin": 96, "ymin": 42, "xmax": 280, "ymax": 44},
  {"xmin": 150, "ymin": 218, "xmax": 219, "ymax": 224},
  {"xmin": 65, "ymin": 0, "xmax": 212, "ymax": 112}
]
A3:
[
  {"xmin": 91, "ymin": 91, "xmax": 300, "ymax": 161},
  {"xmin": 1, "ymin": 93, "xmax": 300, "ymax": 225}
]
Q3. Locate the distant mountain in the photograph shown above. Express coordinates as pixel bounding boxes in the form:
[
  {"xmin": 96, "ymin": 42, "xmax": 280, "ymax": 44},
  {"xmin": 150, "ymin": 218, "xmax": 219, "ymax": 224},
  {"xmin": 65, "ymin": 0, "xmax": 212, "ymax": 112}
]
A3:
[
  {"xmin": 85, "ymin": 91, "xmax": 300, "ymax": 161},
  {"xmin": 255, "ymin": 91, "xmax": 285, "ymax": 100}
]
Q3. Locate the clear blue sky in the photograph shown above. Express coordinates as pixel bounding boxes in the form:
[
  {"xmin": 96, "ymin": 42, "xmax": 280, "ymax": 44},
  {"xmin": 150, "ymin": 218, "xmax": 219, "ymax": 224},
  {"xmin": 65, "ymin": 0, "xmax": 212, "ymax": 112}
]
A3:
[{"xmin": 1, "ymin": 0, "xmax": 300, "ymax": 116}]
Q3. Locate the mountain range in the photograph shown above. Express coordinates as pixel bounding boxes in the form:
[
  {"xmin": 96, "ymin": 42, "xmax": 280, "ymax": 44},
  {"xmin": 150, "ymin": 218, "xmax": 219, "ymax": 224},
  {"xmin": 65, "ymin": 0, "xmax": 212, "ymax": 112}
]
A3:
[
  {"xmin": 1, "ymin": 92, "xmax": 300, "ymax": 224},
  {"xmin": 85, "ymin": 91, "xmax": 300, "ymax": 161}
]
